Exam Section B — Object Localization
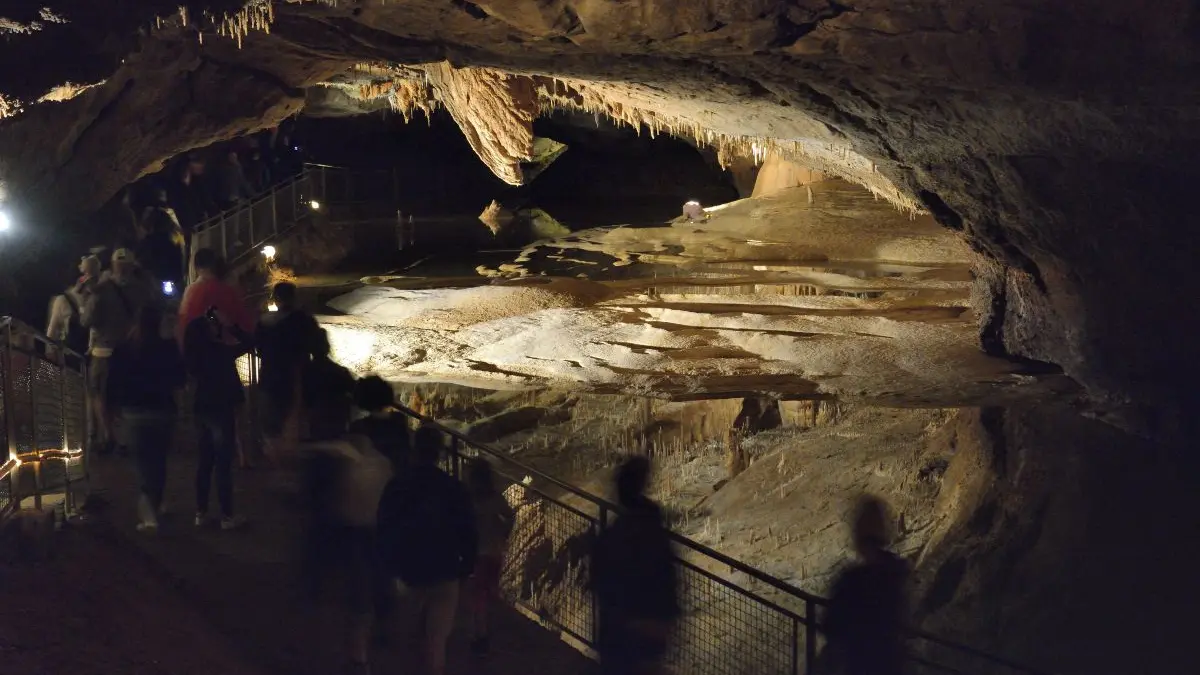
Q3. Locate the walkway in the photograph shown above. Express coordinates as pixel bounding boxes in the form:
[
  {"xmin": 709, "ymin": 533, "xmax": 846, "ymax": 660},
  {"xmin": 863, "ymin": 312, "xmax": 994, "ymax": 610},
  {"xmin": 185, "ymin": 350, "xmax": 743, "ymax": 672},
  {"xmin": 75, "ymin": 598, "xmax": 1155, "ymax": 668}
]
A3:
[{"xmin": 12, "ymin": 454, "xmax": 592, "ymax": 675}]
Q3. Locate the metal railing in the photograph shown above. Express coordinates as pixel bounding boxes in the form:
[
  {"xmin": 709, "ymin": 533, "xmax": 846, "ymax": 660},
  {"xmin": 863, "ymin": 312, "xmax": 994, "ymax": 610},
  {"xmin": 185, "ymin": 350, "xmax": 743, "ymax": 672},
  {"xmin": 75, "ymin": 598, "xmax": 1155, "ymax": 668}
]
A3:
[
  {"xmin": 189, "ymin": 170, "xmax": 320, "ymax": 274},
  {"xmin": 188, "ymin": 163, "xmax": 408, "ymax": 280},
  {"xmin": 390, "ymin": 406, "xmax": 1052, "ymax": 675},
  {"xmin": 0, "ymin": 318, "xmax": 90, "ymax": 520}
]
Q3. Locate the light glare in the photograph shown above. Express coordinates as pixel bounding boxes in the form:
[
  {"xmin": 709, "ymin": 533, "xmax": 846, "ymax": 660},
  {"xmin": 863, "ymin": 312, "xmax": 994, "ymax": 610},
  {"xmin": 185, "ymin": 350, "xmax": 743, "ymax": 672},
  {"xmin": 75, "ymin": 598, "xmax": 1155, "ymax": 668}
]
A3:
[
  {"xmin": 309, "ymin": 199, "xmax": 321, "ymax": 210},
  {"xmin": 267, "ymin": 302, "xmax": 279, "ymax": 312},
  {"xmin": 261, "ymin": 245, "xmax": 277, "ymax": 261},
  {"xmin": 0, "ymin": 210, "xmax": 10, "ymax": 232}
]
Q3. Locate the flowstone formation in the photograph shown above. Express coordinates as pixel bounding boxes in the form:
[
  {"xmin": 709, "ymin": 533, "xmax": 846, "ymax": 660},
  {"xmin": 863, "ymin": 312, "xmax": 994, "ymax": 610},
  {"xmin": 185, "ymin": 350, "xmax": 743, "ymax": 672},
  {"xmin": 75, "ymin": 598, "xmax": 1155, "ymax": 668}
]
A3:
[{"xmin": 3, "ymin": 1, "xmax": 1197, "ymax": 433}]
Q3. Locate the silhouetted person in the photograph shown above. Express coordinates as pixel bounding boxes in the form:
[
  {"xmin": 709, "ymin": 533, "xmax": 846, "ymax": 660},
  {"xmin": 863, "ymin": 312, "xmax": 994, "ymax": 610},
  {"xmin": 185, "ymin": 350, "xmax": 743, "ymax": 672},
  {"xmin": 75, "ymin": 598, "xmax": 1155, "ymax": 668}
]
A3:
[
  {"xmin": 303, "ymin": 329, "xmax": 355, "ymax": 442},
  {"xmin": 183, "ymin": 306, "xmax": 252, "ymax": 530},
  {"xmin": 81, "ymin": 248, "xmax": 158, "ymax": 454},
  {"xmin": 107, "ymin": 307, "xmax": 186, "ymax": 532},
  {"xmin": 166, "ymin": 155, "xmax": 214, "ymax": 234},
  {"xmin": 301, "ymin": 433, "xmax": 394, "ymax": 675},
  {"xmin": 350, "ymin": 375, "xmax": 411, "ymax": 474},
  {"xmin": 256, "ymin": 282, "xmax": 320, "ymax": 455},
  {"xmin": 376, "ymin": 426, "xmax": 478, "ymax": 675},
  {"xmin": 136, "ymin": 188, "xmax": 186, "ymax": 288},
  {"xmin": 46, "ymin": 255, "xmax": 100, "ymax": 358},
  {"xmin": 214, "ymin": 149, "xmax": 255, "ymax": 210},
  {"xmin": 178, "ymin": 248, "xmax": 254, "ymax": 341},
  {"xmin": 246, "ymin": 147, "xmax": 272, "ymax": 193},
  {"xmin": 591, "ymin": 456, "xmax": 680, "ymax": 675},
  {"xmin": 465, "ymin": 460, "xmax": 514, "ymax": 655},
  {"xmin": 822, "ymin": 495, "xmax": 909, "ymax": 675}
]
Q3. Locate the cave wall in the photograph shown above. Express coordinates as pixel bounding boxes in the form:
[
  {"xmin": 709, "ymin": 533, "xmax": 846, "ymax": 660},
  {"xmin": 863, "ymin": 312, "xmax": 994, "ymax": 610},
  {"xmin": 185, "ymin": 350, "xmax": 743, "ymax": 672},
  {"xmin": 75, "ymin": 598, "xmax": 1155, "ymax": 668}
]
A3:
[
  {"xmin": 1, "ymin": 1, "xmax": 1199, "ymax": 430},
  {"xmin": 914, "ymin": 406, "xmax": 1200, "ymax": 674}
]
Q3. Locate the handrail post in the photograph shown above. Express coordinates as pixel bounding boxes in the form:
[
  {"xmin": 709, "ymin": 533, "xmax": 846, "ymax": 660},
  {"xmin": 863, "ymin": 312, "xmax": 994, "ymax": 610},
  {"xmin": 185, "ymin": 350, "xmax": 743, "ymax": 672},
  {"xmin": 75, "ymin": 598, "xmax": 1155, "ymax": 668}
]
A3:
[
  {"xmin": 248, "ymin": 201, "xmax": 255, "ymax": 249},
  {"xmin": 450, "ymin": 435, "xmax": 460, "ymax": 479},
  {"xmin": 792, "ymin": 616, "xmax": 801, "ymax": 675},
  {"xmin": 220, "ymin": 216, "xmax": 228, "ymax": 261},
  {"xmin": 271, "ymin": 186, "xmax": 278, "ymax": 235},
  {"xmin": 804, "ymin": 599, "xmax": 816, "ymax": 675}
]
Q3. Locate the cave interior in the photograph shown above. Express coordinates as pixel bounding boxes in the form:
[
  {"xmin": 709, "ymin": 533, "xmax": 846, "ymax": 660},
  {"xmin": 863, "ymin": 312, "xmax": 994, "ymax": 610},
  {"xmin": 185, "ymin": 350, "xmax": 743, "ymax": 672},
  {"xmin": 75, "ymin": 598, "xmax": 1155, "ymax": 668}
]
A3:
[{"xmin": 2, "ymin": 2, "xmax": 1200, "ymax": 674}]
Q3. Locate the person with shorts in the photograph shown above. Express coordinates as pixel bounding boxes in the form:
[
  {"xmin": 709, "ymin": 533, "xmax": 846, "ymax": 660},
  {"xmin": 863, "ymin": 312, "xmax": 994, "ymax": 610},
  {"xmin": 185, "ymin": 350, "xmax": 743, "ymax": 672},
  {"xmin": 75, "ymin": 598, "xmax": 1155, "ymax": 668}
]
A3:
[
  {"xmin": 81, "ymin": 248, "xmax": 157, "ymax": 454},
  {"xmin": 465, "ymin": 459, "xmax": 515, "ymax": 655}
]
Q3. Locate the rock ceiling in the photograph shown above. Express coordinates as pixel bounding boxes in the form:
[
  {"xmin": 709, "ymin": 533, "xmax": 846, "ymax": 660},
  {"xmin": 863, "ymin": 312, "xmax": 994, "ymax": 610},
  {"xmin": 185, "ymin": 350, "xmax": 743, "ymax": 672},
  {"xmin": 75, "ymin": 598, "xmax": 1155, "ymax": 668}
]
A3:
[{"xmin": 2, "ymin": 0, "xmax": 1199, "ymax": 438}]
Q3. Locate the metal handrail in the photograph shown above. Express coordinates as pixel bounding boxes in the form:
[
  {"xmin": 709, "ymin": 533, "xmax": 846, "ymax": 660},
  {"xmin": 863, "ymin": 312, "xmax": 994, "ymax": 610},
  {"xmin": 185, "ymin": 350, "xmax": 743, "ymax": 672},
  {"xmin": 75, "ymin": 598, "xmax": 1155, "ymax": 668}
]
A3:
[{"xmin": 390, "ymin": 402, "xmax": 1053, "ymax": 675}]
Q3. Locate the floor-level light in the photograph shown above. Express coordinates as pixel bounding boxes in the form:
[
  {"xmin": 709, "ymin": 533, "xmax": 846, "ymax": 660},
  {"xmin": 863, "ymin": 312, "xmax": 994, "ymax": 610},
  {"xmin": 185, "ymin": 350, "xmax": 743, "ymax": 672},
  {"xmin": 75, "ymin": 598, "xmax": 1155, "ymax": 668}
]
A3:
[
  {"xmin": 309, "ymin": 199, "xmax": 321, "ymax": 210},
  {"xmin": 267, "ymin": 302, "xmax": 279, "ymax": 312},
  {"xmin": 261, "ymin": 244, "xmax": 277, "ymax": 262}
]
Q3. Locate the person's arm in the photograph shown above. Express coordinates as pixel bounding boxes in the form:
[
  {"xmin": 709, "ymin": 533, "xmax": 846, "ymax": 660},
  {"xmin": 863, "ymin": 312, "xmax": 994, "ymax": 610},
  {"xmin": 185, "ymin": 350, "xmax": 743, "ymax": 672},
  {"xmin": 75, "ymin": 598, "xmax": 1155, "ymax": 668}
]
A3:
[{"xmin": 79, "ymin": 285, "xmax": 102, "ymax": 329}]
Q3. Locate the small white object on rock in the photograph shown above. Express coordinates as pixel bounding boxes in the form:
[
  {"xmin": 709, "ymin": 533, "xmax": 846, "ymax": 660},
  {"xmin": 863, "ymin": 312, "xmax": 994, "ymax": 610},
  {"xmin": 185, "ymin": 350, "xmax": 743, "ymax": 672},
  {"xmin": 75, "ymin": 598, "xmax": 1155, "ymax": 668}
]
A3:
[{"xmin": 682, "ymin": 200, "xmax": 708, "ymax": 222}]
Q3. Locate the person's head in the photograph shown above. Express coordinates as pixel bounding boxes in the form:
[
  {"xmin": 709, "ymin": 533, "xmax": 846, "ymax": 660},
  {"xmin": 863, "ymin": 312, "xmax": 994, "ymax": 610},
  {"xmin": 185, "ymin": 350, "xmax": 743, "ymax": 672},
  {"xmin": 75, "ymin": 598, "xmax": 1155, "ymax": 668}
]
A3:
[
  {"xmin": 412, "ymin": 425, "xmax": 444, "ymax": 466},
  {"xmin": 227, "ymin": 149, "xmax": 240, "ymax": 163},
  {"xmin": 467, "ymin": 459, "xmax": 498, "ymax": 496},
  {"xmin": 152, "ymin": 188, "xmax": 168, "ymax": 206},
  {"xmin": 192, "ymin": 248, "xmax": 227, "ymax": 280},
  {"xmin": 110, "ymin": 248, "xmax": 136, "ymax": 280},
  {"xmin": 78, "ymin": 255, "xmax": 101, "ymax": 279},
  {"xmin": 131, "ymin": 306, "xmax": 163, "ymax": 344},
  {"xmin": 850, "ymin": 494, "xmax": 892, "ymax": 558},
  {"xmin": 354, "ymin": 375, "xmax": 395, "ymax": 413},
  {"xmin": 271, "ymin": 282, "xmax": 298, "ymax": 311},
  {"xmin": 614, "ymin": 455, "xmax": 652, "ymax": 508}
]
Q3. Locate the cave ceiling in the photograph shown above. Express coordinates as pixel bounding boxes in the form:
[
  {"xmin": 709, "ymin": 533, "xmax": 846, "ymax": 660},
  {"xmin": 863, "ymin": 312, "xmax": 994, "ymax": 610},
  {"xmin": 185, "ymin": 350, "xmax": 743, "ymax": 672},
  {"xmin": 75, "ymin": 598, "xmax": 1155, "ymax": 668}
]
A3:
[{"xmin": 2, "ymin": 0, "xmax": 1199, "ymax": 435}]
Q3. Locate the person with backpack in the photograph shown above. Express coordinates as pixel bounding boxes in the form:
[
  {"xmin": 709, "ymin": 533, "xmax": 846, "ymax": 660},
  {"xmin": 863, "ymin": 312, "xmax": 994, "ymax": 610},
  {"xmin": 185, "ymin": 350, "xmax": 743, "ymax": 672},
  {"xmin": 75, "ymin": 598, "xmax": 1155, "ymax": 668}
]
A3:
[
  {"xmin": 106, "ymin": 307, "xmax": 186, "ymax": 532},
  {"xmin": 465, "ymin": 460, "xmax": 515, "ymax": 655},
  {"xmin": 81, "ymin": 248, "xmax": 158, "ymax": 454},
  {"xmin": 46, "ymin": 255, "xmax": 101, "ymax": 358},
  {"xmin": 376, "ymin": 425, "xmax": 478, "ymax": 675},
  {"xmin": 183, "ymin": 306, "xmax": 252, "ymax": 530},
  {"xmin": 590, "ymin": 456, "xmax": 681, "ymax": 675}
]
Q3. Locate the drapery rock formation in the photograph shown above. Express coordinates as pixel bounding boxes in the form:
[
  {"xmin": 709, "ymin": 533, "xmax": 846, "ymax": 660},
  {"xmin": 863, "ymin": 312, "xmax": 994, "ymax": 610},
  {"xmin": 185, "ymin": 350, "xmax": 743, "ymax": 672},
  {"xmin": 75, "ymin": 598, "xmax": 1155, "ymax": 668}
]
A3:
[{"xmin": 3, "ymin": 1, "xmax": 1194, "ymax": 433}]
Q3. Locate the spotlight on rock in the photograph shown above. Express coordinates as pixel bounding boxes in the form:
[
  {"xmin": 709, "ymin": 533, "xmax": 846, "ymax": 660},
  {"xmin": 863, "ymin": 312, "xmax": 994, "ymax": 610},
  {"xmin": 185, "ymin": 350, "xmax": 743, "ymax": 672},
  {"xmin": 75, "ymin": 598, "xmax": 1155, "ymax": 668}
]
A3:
[{"xmin": 261, "ymin": 245, "xmax": 277, "ymax": 262}]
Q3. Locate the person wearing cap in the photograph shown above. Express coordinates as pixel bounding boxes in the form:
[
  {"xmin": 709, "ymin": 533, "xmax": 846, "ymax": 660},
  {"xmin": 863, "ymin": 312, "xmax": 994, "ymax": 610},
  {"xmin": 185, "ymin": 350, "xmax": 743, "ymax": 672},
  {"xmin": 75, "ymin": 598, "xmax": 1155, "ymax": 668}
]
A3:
[{"xmin": 81, "ymin": 248, "xmax": 159, "ymax": 454}]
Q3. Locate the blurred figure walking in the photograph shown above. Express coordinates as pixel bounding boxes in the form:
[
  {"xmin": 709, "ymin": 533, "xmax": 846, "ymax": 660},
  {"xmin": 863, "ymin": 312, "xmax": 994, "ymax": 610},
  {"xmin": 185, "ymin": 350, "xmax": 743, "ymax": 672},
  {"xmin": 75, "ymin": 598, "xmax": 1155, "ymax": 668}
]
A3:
[
  {"xmin": 590, "ymin": 456, "xmax": 680, "ymax": 675},
  {"xmin": 303, "ymin": 329, "xmax": 355, "ymax": 442},
  {"xmin": 81, "ymin": 248, "xmax": 158, "ymax": 455},
  {"xmin": 46, "ymin": 255, "xmax": 100, "ymax": 358},
  {"xmin": 822, "ymin": 495, "xmax": 909, "ymax": 675},
  {"xmin": 350, "ymin": 376, "xmax": 411, "ymax": 474},
  {"xmin": 256, "ymin": 282, "xmax": 320, "ymax": 459},
  {"xmin": 178, "ymin": 248, "xmax": 253, "ymax": 340},
  {"xmin": 465, "ymin": 460, "xmax": 514, "ymax": 655},
  {"xmin": 376, "ymin": 426, "xmax": 478, "ymax": 675},
  {"xmin": 302, "ymin": 433, "xmax": 394, "ymax": 675},
  {"xmin": 106, "ymin": 307, "xmax": 186, "ymax": 532}
]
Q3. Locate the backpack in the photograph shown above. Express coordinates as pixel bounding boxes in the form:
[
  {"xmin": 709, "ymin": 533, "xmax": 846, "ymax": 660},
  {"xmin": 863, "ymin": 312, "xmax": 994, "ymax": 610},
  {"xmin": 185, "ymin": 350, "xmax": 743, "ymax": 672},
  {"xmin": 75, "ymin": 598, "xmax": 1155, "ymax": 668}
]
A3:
[{"xmin": 376, "ymin": 470, "xmax": 469, "ymax": 587}]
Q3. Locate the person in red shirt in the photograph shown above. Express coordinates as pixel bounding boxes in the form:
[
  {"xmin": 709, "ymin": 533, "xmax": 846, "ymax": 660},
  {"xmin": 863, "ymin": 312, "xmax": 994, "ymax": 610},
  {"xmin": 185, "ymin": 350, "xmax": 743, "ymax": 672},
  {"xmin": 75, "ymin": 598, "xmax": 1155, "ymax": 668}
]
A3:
[{"xmin": 178, "ymin": 248, "xmax": 254, "ymax": 344}]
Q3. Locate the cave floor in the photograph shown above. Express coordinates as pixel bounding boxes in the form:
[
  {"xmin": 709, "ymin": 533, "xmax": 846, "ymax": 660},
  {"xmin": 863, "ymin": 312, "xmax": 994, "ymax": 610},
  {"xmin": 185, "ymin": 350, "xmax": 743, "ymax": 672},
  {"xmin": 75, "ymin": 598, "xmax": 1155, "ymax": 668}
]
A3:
[
  {"xmin": 7, "ymin": 456, "xmax": 593, "ymax": 675},
  {"xmin": 313, "ymin": 183, "xmax": 1079, "ymax": 407}
]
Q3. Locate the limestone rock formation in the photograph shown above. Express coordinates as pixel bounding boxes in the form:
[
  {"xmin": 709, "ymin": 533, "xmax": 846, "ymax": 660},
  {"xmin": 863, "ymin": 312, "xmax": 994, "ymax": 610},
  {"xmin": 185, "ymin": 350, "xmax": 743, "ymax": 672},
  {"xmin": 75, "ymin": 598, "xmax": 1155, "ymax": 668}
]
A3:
[{"xmin": 1, "ymin": 2, "xmax": 1198, "ymax": 427}]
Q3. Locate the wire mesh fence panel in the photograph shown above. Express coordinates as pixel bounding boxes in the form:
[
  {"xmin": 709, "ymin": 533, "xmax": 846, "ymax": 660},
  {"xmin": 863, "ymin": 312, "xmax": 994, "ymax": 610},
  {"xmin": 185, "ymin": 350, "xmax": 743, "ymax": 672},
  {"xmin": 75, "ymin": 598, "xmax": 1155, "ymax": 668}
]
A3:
[
  {"xmin": 670, "ymin": 562, "xmax": 799, "ymax": 675},
  {"xmin": 499, "ymin": 479, "xmax": 597, "ymax": 645},
  {"xmin": 32, "ymin": 357, "xmax": 63, "ymax": 452},
  {"xmin": 10, "ymin": 352, "xmax": 35, "ymax": 457}
]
